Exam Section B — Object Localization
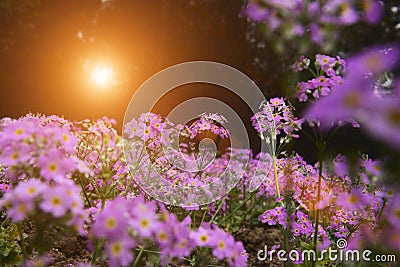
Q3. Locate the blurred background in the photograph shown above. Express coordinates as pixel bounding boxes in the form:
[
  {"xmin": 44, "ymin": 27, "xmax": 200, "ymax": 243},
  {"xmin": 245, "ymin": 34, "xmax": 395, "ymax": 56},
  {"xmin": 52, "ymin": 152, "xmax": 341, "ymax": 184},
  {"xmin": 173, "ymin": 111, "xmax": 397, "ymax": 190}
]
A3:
[{"xmin": 1, "ymin": 0, "xmax": 400, "ymax": 164}]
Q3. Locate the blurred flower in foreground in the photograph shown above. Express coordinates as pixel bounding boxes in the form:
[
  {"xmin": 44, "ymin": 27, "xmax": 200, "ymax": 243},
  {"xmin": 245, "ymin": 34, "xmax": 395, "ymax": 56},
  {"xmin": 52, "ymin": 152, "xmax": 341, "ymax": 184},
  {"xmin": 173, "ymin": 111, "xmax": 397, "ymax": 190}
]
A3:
[
  {"xmin": 306, "ymin": 45, "xmax": 400, "ymax": 147},
  {"xmin": 243, "ymin": 0, "xmax": 384, "ymax": 53}
]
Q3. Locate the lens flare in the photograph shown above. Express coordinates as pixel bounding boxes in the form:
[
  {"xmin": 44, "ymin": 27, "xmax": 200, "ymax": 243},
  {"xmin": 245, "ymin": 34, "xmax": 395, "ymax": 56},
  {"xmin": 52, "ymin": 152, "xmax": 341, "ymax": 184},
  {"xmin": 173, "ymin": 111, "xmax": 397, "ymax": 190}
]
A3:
[{"xmin": 91, "ymin": 64, "xmax": 115, "ymax": 87}]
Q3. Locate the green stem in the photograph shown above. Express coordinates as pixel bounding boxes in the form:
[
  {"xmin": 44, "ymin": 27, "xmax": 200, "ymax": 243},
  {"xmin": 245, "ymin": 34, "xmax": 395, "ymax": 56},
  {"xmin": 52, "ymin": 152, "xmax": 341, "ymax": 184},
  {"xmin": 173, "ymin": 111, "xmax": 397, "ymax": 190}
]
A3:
[
  {"xmin": 377, "ymin": 199, "xmax": 387, "ymax": 220},
  {"xmin": 77, "ymin": 174, "xmax": 93, "ymax": 207},
  {"xmin": 141, "ymin": 249, "xmax": 160, "ymax": 254},
  {"xmin": 91, "ymin": 239, "xmax": 105, "ymax": 264},
  {"xmin": 312, "ymin": 161, "xmax": 323, "ymax": 267},
  {"xmin": 218, "ymin": 190, "xmax": 258, "ymax": 225},
  {"xmin": 192, "ymin": 210, "xmax": 196, "ymax": 229},
  {"xmin": 200, "ymin": 207, "xmax": 208, "ymax": 225},
  {"xmin": 284, "ymin": 229, "xmax": 290, "ymax": 267},
  {"xmin": 209, "ymin": 195, "xmax": 227, "ymax": 224},
  {"xmin": 308, "ymin": 67, "xmax": 318, "ymax": 78},
  {"xmin": 0, "ymin": 217, "xmax": 9, "ymax": 228},
  {"xmin": 17, "ymin": 223, "xmax": 28, "ymax": 260},
  {"xmin": 132, "ymin": 246, "xmax": 144, "ymax": 267},
  {"xmin": 273, "ymin": 155, "xmax": 281, "ymax": 200},
  {"xmin": 245, "ymin": 195, "xmax": 263, "ymax": 220}
]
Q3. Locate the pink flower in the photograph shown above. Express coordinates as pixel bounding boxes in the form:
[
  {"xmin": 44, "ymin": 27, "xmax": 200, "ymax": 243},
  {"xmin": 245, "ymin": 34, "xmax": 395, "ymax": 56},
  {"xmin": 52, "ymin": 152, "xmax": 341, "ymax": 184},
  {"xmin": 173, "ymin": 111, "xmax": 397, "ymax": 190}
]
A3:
[
  {"xmin": 38, "ymin": 148, "xmax": 77, "ymax": 182},
  {"xmin": 361, "ymin": 0, "xmax": 383, "ymax": 24},
  {"xmin": 210, "ymin": 227, "xmax": 235, "ymax": 260},
  {"xmin": 39, "ymin": 185, "xmax": 72, "ymax": 217},
  {"xmin": 13, "ymin": 179, "xmax": 46, "ymax": 201},
  {"xmin": 190, "ymin": 224, "xmax": 213, "ymax": 247},
  {"xmin": 6, "ymin": 199, "xmax": 34, "ymax": 222},
  {"xmin": 360, "ymin": 98, "xmax": 400, "ymax": 147},
  {"xmin": 347, "ymin": 46, "xmax": 400, "ymax": 77},
  {"xmin": 105, "ymin": 238, "xmax": 135, "ymax": 267},
  {"xmin": 0, "ymin": 180, "xmax": 45, "ymax": 222},
  {"xmin": 0, "ymin": 146, "xmax": 31, "ymax": 166},
  {"xmin": 92, "ymin": 198, "xmax": 129, "ymax": 240},
  {"xmin": 385, "ymin": 196, "xmax": 400, "ymax": 226},
  {"xmin": 335, "ymin": 188, "xmax": 367, "ymax": 211}
]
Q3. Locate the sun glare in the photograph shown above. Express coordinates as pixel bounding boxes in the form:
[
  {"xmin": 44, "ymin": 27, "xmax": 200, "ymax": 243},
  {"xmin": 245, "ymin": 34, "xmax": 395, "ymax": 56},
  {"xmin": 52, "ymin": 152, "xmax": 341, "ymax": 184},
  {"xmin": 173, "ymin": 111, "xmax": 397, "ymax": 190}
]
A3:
[{"xmin": 91, "ymin": 64, "xmax": 115, "ymax": 87}]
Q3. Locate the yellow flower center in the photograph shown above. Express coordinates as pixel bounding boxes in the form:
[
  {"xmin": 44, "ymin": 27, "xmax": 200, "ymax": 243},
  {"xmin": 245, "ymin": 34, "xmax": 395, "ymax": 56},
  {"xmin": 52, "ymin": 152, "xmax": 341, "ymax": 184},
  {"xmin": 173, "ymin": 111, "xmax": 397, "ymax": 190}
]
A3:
[
  {"xmin": 62, "ymin": 134, "xmax": 69, "ymax": 142},
  {"xmin": 48, "ymin": 163, "xmax": 58, "ymax": 172},
  {"xmin": 140, "ymin": 218, "xmax": 149, "ymax": 229},
  {"xmin": 200, "ymin": 235, "xmax": 208, "ymax": 242},
  {"xmin": 10, "ymin": 152, "xmax": 20, "ymax": 160},
  {"xmin": 15, "ymin": 128, "xmax": 24, "ymax": 136},
  {"xmin": 348, "ymin": 195, "xmax": 359, "ymax": 204},
  {"xmin": 18, "ymin": 203, "xmax": 27, "ymax": 213},
  {"xmin": 394, "ymin": 209, "xmax": 400, "ymax": 219},
  {"xmin": 111, "ymin": 242, "xmax": 122, "ymax": 256},
  {"xmin": 387, "ymin": 109, "xmax": 400, "ymax": 126},
  {"xmin": 27, "ymin": 187, "xmax": 36, "ymax": 195},
  {"xmin": 105, "ymin": 217, "xmax": 116, "ymax": 229},
  {"xmin": 366, "ymin": 53, "xmax": 383, "ymax": 71},
  {"xmin": 51, "ymin": 197, "xmax": 61, "ymax": 206},
  {"xmin": 218, "ymin": 240, "xmax": 226, "ymax": 250},
  {"xmin": 158, "ymin": 231, "xmax": 167, "ymax": 241},
  {"xmin": 344, "ymin": 92, "xmax": 360, "ymax": 108}
]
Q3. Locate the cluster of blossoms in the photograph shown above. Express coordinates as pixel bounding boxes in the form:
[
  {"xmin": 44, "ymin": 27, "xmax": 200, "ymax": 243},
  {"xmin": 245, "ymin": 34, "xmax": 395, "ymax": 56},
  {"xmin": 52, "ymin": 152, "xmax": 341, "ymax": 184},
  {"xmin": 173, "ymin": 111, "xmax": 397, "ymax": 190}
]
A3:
[
  {"xmin": 0, "ymin": 178, "xmax": 86, "ymax": 233},
  {"xmin": 0, "ymin": 114, "xmax": 90, "ymax": 183},
  {"xmin": 251, "ymin": 97, "xmax": 304, "ymax": 141},
  {"xmin": 253, "ymin": 151, "xmax": 400, "ymax": 254},
  {"xmin": 0, "ymin": 113, "xmax": 249, "ymax": 266},
  {"xmin": 187, "ymin": 112, "xmax": 229, "ymax": 139},
  {"xmin": 293, "ymin": 54, "xmax": 346, "ymax": 102},
  {"xmin": 244, "ymin": 0, "xmax": 383, "ymax": 52},
  {"xmin": 89, "ymin": 196, "xmax": 247, "ymax": 267},
  {"xmin": 73, "ymin": 116, "xmax": 133, "ymax": 198},
  {"xmin": 306, "ymin": 45, "xmax": 400, "ymax": 146},
  {"xmin": 122, "ymin": 112, "xmax": 239, "ymax": 208}
]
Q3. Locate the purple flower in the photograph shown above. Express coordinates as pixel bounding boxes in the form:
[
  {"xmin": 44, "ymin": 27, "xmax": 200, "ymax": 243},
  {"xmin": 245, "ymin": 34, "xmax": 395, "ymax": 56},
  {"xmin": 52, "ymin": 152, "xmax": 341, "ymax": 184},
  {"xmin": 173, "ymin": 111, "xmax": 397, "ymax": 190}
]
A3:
[
  {"xmin": 360, "ymin": 98, "xmax": 400, "ymax": 147},
  {"xmin": 92, "ymin": 198, "xmax": 129, "ymax": 240},
  {"xmin": 310, "ymin": 23, "xmax": 323, "ymax": 44},
  {"xmin": 385, "ymin": 196, "xmax": 400, "ymax": 226},
  {"xmin": 39, "ymin": 185, "xmax": 72, "ymax": 217},
  {"xmin": 210, "ymin": 227, "xmax": 235, "ymax": 260},
  {"xmin": 243, "ymin": 1, "xmax": 269, "ymax": 22},
  {"xmin": 306, "ymin": 76, "xmax": 376, "ymax": 128},
  {"xmin": 4, "ymin": 198, "xmax": 34, "ymax": 222},
  {"xmin": 347, "ymin": 46, "xmax": 400, "ymax": 77},
  {"xmin": 291, "ymin": 55, "xmax": 310, "ymax": 72},
  {"xmin": 362, "ymin": 0, "xmax": 383, "ymax": 24},
  {"xmin": 324, "ymin": 0, "xmax": 359, "ymax": 25},
  {"xmin": 129, "ymin": 202, "xmax": 160, "ymax": 238},
  {"xmin": 38, "ymin": 148, "xmax": 78, "ymax": 182},
  {"xmin": 259, "ymin": 207, "xmax": 288, "ymax": 228},
  {"xmin": 252, "ymin": 98, "xmax": 303, "ymax": 138},
  {"xmin": 22, "ymin": 254, "xmax": 53, "ymax": 267},
  {"xmin": 0, "ymin": 146, "xmax": 30, "ymax": 166},
  {"xmin": 189, "ymin": 224, "xmax": 213, "ymax": 247},
  {"xmin": 335, "ymin": 188, "xmax": 367, "ymax": 211},
  {"xmin": 316, "ymin": 54, "xmax": 336, "ymax": 71},
  {"xmin": 105, "ymin": 238, "xmax": 135, "ymax": 267}
]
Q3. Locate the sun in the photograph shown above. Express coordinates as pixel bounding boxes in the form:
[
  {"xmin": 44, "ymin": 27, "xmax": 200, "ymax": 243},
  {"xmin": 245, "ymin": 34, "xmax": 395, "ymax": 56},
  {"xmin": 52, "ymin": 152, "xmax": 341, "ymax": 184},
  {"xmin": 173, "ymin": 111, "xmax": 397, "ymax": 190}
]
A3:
[{"xmin": 91, "ymin": 64, "xmax": 115, "ymax": 87}]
